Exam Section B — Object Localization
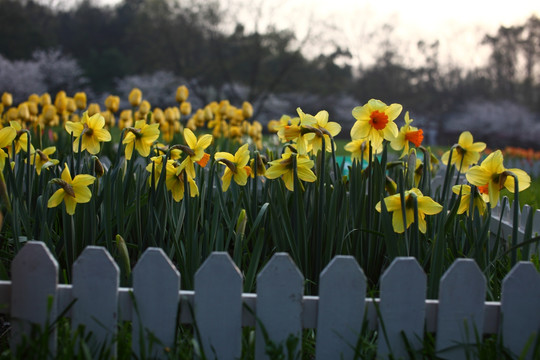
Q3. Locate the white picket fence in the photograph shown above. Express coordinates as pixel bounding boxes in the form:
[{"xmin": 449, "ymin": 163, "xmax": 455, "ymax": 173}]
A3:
[{"xmin": 1, "ymin": 241, "xmax": 539, "ymax": 360}]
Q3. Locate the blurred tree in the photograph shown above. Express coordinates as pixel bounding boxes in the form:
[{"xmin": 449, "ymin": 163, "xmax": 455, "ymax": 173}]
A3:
[{"xmin": 0, "ymin": 0, "xmax": 58, "ymax": 58}]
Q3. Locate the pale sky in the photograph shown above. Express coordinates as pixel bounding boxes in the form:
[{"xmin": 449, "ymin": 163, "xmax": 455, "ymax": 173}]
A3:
[{"xmin": 95, "ymin": 0, "xmax": 540, "ymax": 68}]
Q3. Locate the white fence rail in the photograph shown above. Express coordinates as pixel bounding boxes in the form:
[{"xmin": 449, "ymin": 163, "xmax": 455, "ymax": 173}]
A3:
[{"xmin": 1, "ymin": 241, "xmax": 539, "ymax": 359}]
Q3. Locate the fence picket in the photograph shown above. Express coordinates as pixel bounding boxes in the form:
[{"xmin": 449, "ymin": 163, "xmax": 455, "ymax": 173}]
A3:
[
  {"xmin": 10, "ymin": 241, "xmax": 58, "ymax": 354},
  {"xmin": 435, "ymin": 259, "xmax": 486, "ymax": 360},
  {"xmin": 377, "ymin": 257, "xmax": 426, "ymax": 359},
  {"xmin": 194, "ymin": 252, "xmax": 242, "ymax": 360},
  {"xmin": 132, "ymin": 247, "xmax": 180, "ymax": 359},
  {"xmin": 315, "ymin": 256, "xmax": 365, "ymax": 360},
  {"xmin": 255, "ymin": 253, "xmax": 303, "ymax": 360},
  {"xmin": 72, "ymin": 246, "xmax": 119, "ymax": 355},
  {"xmin": 501, "ymin": 262, "xmax": 540, "ymax": 360}
]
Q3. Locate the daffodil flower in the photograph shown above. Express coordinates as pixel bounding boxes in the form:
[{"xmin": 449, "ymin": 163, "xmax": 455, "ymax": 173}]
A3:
[
  {"xmin": 390, "ymin": 112, "xmax": 424, "ymax": 158},
  {"xmin": 280, "ymin": 108, "xmax": 318, "ymax": 154},
  {"xmin": 28, "ymin": 147, "xmax": 59, "ymax": 175},
  {"xmin": 375, "ymin": 188, "xmax": 442, "ymax": 233},
  {"xmin": 48, "ymin": 164, "xmax": 96, "ymax": 215},
  {"xmin": 178, "ymin": 128, "xmax": 213, "ymax": 178},
  {"xmin": 265, "ymin": 147, "xmax": 317, "ymax": 191},
  {"xmin": 441, "ymin": 131, "xmax": 485, "ymax": 171},
  {"xmin": 8, "ymin": 120, "xmax": 34, "ymax": 157},
  {"xmin": 165, "ymin": 160, "xmax": 199, "ymax": 202},
  {"xmin": 452, "ymin": 184, "xmax": 487, "ymax": 217},
  {"xmin": 309, "ymin": 110, "xmax": 341, "ymax": 153},
  {"xmin": 65, "ymin": 112, "xmax": 112, "ymax": 155},
  {"xmin": 215, "ymin": 144, "xmax": 251, "ymax": 191},
  {"xmin": 122, "ymin": 120, "xmax": 160, "ymax": 160},
  {"xmin": 351, "ymin": 99, "xmax": 402, "ymax": 150},
  {"xmin": 466, "ymin": 150, "xmax": 530, "ymax": 207},
  {"xmin": 344, "ymin": 138, "xmax": 381, "ymax": 163},
  {"xmin": 0, "ymin": 126, "xmax": 17, "ymax": 170}
]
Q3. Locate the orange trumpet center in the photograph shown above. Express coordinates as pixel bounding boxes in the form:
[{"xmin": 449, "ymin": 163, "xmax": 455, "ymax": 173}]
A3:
[
  {"xmin": 405, "ymin": 129, "xmax": 424, "ymax": 147},
  {"xmin": 369, "ymin": 110, "xmax": 389, "ymax": 130}
]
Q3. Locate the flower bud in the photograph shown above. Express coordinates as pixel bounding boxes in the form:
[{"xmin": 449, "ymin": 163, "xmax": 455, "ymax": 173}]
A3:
[
  {"xmin": 18, "ymin": 103, "xmax": 30, "ymax": 121},
  {"xmin": 87, "ymin": 103, "xmax": 101, "ymax": 117},
  {"xmin": 104, "ymin": 95, "xmax": 120, "ymax": 113},
  {"xmin": 153, "ymin": 108, "xmax": 164, "ymax": 124},
  {"xmin": 139, "ymin": 100, "xmax": 151, "ymax": 115},
  {"xmin": 55, "ymin": 91, "xmax": 67, "ymax": 113},
  {"xmin": 242, "ymin": 101, "xmax": 253, "ymax": 119},
  {"xmin": 40, "ymin": 93, "xmax": 52, "ymax": 106},
  {"xmin": 66, "ymin": 98, "xmax": 77, "ymax": 113},
  {"xmin": 180, "ymin": 101, "xmax": 191, "ymax": 116},
  {"xmin": 42, "ymin": 104, "xmax": 57, "ymax": 124},
  {"xmin": 129, "ymin": 88, "xmax": 142, "ymax": 107},
  {"xmin": 74, "ymin": 92, "xmax": 87, "ymax": 110},
  {"xmin": 2, "ymin": 92, "xmax": 12, "ymax": 107},
  {"xmin": 175, "ymin": 85, "xmax": 189, "ymax": 103},
  {"xmin": 28, "ymin": 93, "xmax": 40, "ymax": 104}
]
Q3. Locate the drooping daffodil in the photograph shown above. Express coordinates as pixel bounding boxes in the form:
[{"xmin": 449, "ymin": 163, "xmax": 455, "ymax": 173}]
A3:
[{"xmin": 375, "ymin": 188, "xmax": 442, "ymax": 233}]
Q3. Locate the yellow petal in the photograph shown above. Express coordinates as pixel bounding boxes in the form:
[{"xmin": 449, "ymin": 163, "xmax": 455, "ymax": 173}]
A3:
[
  {"xmin": 48, "ymin": 189, "xmax": 65, "ymax": 208},
  {"xmin": 0, "ymin": 127, "xmax": 16, "ymax": 148},
  {"xmin": 61, "ymin": 165, "xmax": 73, "ymax": 183},
  {"xmin": 417, "ymin": 196, "xmax": 443, "ymax": 215},
  {"xmin": 72, "ymin": 174, "xmax": 96, "ymax": 187},
  {"xmin": 297, "ymin": 166, "xmax": 317, "ymax": 183},
  {"xmin": 466, "ymin": 166, "xmax": 490, "ymax": 186},
  {"xmin": 93, "ymin": 128, "xmax": 112, "ymax": 142},
  {"xmin": 385, "ymin": 103, "xmax": 403, "ymax": 121},
  {"xmin": 215, "ymin": 151, "xmax": 235, "ymax": 163},
  {"xmin": 504, "ymin": 168, "xmax": 531, "ymax": 192},
  {"xmin": 73, "ymin": 186, "xmax": 92, "ymax": 203},
  {"xmin": 221, "ymin": 169, "xmax": 233, "ymax": 192},
  {"xmin": 65, "ymin": 121, "xmax": 84, "ymax": 137},
  {"xmin": 458, "ymin": 131, "xmax": 473, "ymax": 147},
  {"xmin": 184, "ymin": 128, "xmax": 197, "ymax": 148},
  {"xmin": 197, "ymin": 134, "xmax": 213, "ymax": 150},
  {"xmin": 64, "ymin": 196, "xmax": 77, "ymax": 215},
  {"xmin": 282, "ymin": 170, "xmax": 294, "ymax": 191},
  {"xmin": 350, "ymin": 120, "xmax": 370, "ymax": 140}
]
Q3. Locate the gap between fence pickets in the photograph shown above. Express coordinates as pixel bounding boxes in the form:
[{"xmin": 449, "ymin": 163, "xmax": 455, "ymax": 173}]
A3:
[{"xmin": 0, "ymin": 281, "xmax": 501, "ymax": 334}]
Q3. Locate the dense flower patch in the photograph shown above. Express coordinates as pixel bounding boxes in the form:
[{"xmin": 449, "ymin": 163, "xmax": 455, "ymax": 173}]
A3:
[{"xmin": 0, "ymin": 87, "xmax": 535, "ymax": 297}]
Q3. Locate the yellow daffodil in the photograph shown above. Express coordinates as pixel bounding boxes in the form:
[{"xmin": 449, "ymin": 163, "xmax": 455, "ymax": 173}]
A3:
[
  {"xmin": 8, "ymin": 121, "xmax": 34, "ymax": 157},
  {"xmin": 178, "ymin": 128, "xmax": 213, "ymax": 178},
  {"xmin": 29, "ymin": 147, "xmax": 59, "ymax": 175},
  {"xmin": 281, "ymin": 108, "xmax": 318, "ymax": 154},
  {"xmin": 65, "ymin": 112, "xmax": 112, "ymax": 155},
  {"xmin": 48, "ymin": 164, "xmax": 96, "ymax": 215},
  {"xmin": 265, "ymin": 147, "xmax": 317, "ymax": 191},
  {"xmin": 390, "ymin": 112, "xmax": 424, "ymax": 158},
  {"xmin": 215, "ymin": 144, "xmax": 251, "ymax": 191},
  {"xmin": 466, "ymin": 150, "xmax": 530, "ymax": 207},
  {"xmin": 165, "ymin": 160, "xmax": 199, "ymax": 202},
  {"xmin": 452, "ymin": 184, "xmax": 487, "ymax": 216},
  {"xmin": 351, "ymin": 99, "xmax": 402, "ymax": 150},
  {"xmin": 123, "ymin": 120, "xmax": 160, "ymax": 160},
  {"xmin": 344, "ymin": 138, "xmax": 382, "ymax": 162},
  {"xmin": 309, "ymin": 110, "xmax": 341, "ymax": 153},
  {"xmin": 441, "ymin": 131, "xmax": 486, "ymax": 171},
  {"xmin": 375, "ymin": 188, "xmax": 442, "ymax": 233},
  {"xmin": 0, "ymin": 126, "xmax": 17, "ymax": 170}
]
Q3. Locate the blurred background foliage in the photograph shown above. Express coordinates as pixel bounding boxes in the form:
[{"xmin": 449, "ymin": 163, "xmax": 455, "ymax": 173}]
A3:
[{"xmin": 1, "ymin": 0, "xmax": 539, "ymax": 148}]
